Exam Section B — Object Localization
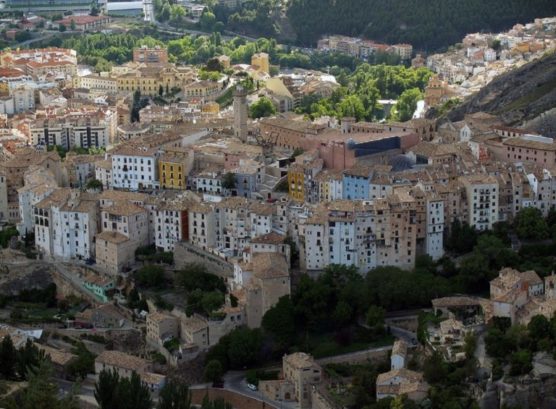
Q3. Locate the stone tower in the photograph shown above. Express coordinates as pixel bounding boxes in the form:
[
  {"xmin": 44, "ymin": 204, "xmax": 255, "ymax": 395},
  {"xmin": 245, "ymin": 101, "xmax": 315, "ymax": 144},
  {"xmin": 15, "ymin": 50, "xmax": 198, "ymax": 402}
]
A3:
[{"xmin": 233, "ymin": 86, "xmax": 248, "ymax": 142}]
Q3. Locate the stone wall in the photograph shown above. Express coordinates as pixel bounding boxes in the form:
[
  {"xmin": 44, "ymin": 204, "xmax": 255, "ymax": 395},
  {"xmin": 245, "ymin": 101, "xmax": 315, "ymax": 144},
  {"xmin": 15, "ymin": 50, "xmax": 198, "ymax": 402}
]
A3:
[
  {"xmin": 316, "ymin": 346, "xmax": 391, "ymax": 366},
  {"xmin": 190, "ymin": 387, "xmax": 278, "ymax": 409},
  {"xmin": 174, "ymin": 242, "xmax": 233, "ymax": 278}
]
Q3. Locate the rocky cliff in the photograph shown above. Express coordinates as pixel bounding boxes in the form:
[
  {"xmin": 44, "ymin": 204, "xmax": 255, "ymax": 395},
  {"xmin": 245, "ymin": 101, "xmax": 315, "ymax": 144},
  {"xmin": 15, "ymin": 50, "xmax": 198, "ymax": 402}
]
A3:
[
  {"xmin": 0, "ymin": 250, "xmax": 54, "ymax": 296},
  {"xmin": 431, "ymin": 51, "xmax": 556, "ymax": 136},
  {"xmin": 479, "ymin": 376, "xmax": 556, "ymax": 409}
]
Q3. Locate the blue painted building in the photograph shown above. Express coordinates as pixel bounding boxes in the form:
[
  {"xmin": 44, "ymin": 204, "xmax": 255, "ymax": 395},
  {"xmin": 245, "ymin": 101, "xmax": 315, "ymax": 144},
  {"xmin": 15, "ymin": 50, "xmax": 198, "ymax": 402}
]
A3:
[
  {"xmin": 342, "ymin": 167, "xmax": 372, "ymax": 200},
  {"xmin": 231, "ymin": 161, "xmax": 263, "ymax": 198},
  {"xmin": 82, "ymin": 274, "xmax": 115, "ymax": 303}
]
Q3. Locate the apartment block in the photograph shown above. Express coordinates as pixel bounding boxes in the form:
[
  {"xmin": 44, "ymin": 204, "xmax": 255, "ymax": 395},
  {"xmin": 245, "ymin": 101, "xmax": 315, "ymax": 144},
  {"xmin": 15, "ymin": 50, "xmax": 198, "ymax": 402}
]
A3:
[
  {"xmin": 159, "ymin": 148, "xmax": 193, "ymax": 190},
  {"xmin": 34, "ymin": 189, "xmax": 98, "ymax": 261},
  {"xmin": 460, "ymin": 175, "xmax": 499, "ymax": 231},
  {"xmin": 111, "ymin": 145, "xmax": 159, "ymax": 191}
]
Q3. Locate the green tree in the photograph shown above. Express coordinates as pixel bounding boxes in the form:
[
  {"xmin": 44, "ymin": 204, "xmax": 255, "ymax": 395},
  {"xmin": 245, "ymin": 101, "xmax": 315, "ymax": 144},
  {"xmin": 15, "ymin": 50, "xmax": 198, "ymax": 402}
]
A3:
[
  {"xmin": 203, "ymin": 360, "xmax": 224, "ymax": 384},
  {"xmin": 70, "ymin": 19, "xmax": 76, "ymax": 30},
  {"xmin": 463, "ymin": 332, "xmax": 477, "ymax": 360},
  {"xmin": 199, "ymin": 10, "xmax": 216, "ymax": 31},
  {"xmin": 528, "ymin": 315, "xmax": 551, "ymax": 349},
  {"xmin": 332, "ymin": 300, "xmax": 352, "ymax": 327},
  {"xmin": 414, "ymin": 254, "xmax": 436, "ymax": 275},
  {"xmin": 95, "ymin": 369, "xmax": 120, "ymax": 409},
  {"xmin": 485, "ymin": 327, "xmax": 512, "ymax": 359},
  {"xmin": 122, "ymin": 371, "xmax": 153, "ymax": 409},
  {"xmin": 15, "ymin": 30, "xmax": 32, "ymax": 42},
  {"xmin": 510, "ymin": 349, "xmax": 532, "ymax": 376},
  {"xmin": 86, "ymin": 179, "xmax": 103, "ymax": 190},
  {"xmin": 176, "ymin": 263, "xmax": 225, "ymax": 293},
  {"xmin": 206, "ymin": 58, "xmax": 223, "ymax": 72},
  {"xmin": 185, "ymin": 289, "xmax": 224, "ymax": 317},
  {"xmin": 59, "ymin": 24, "xmax": 66, "ymax": 32},
  {"xmin": 16, "ymin": 360, "xmax": 78, "ymax": 409},
  {"xmin": 221, "ymin": 172, "xmax": 236, "ymax": 189},
  {"xmin": 423, "ymin": 352, "xmax": 448, "ymax": 384},
  {"xmin": 366, "ymin": 305, "xmax": 386, "ymax": 334},
  {"xmin": 95, "ymin": 369, "xmax": 152, "ymax": 409},
  {"xmin": 135, "ymin": 264, "xmax": 165, "ymax": 288},
  {"xmin": 0, "ymin": 335, "xmax": 17, "ymax": 379},
  {"xmin": 514, "ymin": 207, "xmax": 549, "ymax": 240},
  {"xmin": 337, "ymin": 95, "xmax": 365, "ymax": 121},
  {"xmin": 393, "ymin": 88, "xmax": 422, "ymax": 121},
  {"xmin": 16, "ymin": 339, "xmax": 44, "ymax": 380},
  {"xmin": 262, "ymin": 296, "xmax": 296, "ymax": 349},
  {"xmin": 249, "ymin": 97, "xmax": 276, "ymax": 119},
  {"xmin": 157, "ymin": 380, "xmax": 191, "ymax": 409},
  {"xmin": 226, "ymin": 327, "xmax": 262, "ymax": 369},
  {"xmin": 67, "ymin": 342, "xmax": 95, "ymax": 380}
]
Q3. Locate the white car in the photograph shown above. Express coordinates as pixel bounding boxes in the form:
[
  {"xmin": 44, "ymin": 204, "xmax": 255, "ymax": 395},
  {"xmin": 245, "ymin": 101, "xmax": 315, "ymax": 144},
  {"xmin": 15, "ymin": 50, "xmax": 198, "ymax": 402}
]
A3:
[{"xmin": 247, "ymin": 383, "xmax": 258, "ymax": 391}]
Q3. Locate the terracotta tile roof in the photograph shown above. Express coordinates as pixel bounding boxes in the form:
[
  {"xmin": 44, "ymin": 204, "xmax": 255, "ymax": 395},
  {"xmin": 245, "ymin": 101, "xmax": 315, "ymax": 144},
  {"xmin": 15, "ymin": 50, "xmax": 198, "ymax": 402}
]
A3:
[
  {"xmin": 96, "ymin": 231, "xmax": 129, "ymax": 244},
  {"xmin": 216, "ymin": 197, "xmax": 250, "ymax": 210},
  {"xmin": 251, "ymin": 253, "xmax": 289, "ymax": 279},
  {"xmin": 104, "ymin": 202, "xmax": 146, "ymax": 216},
  {"xmin": 376, "ymin": 368, "xmax": 424, "ymax": 385},
  {"xmin": 249, "ymin": 202, "xmax": 274, "ymax": 216},
  {"xmin": 37, "ymin": 344, "xmax": 76, "ymax": 366},
  {"xmin": 96, "ymin": 350, "xmax": 148, "ymax": 372},
  {"xmin": 283, "ymin": 352, "xmax": 319, "ymax": 370},
  {"xmin": 147, "ymin": 311, "xmax": 176, "ymax": 324},
  {"xmin": 35, "ymin": 188, "xmax": 72, "ymax": 209},
  {"xmin": 503, "ymin": 137, "xmax": 556, "ymax": 151},
  {"xmin": 251, "ymin": 232, "xmax": 286, "ymax": 245},
  {"xmin": 99, "ymin": 190, "xmax": 148, "ymax": 203},
  {"xmin": 432, "ymin": 296, "xmax": 488, "ymax": 308},
  {"xmin": 183, "ymin": 315, "xmax": 208, "ymax": 333}
]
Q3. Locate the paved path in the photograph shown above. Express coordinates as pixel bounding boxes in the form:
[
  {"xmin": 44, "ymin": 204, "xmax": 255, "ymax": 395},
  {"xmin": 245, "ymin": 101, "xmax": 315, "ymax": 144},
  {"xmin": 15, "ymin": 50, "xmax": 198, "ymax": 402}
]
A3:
[{"xmin": 219, "ymin": 371, "xmax": 297, "ymax": 409}]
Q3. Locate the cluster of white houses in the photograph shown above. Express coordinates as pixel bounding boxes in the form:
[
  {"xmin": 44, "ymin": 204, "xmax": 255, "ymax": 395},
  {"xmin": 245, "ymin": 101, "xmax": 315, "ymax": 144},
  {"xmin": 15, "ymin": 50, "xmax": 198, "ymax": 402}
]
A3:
[{"xmin": 7, "ymin": 126, "xmax": 556, "ymax": 279}]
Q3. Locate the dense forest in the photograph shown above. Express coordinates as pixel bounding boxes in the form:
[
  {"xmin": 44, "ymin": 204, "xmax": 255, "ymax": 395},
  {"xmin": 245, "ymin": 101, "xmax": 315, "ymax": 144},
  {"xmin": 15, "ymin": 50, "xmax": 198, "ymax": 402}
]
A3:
[{"xmin": 286, "ymin": 0, "xmax": 556, "ymax": 50}]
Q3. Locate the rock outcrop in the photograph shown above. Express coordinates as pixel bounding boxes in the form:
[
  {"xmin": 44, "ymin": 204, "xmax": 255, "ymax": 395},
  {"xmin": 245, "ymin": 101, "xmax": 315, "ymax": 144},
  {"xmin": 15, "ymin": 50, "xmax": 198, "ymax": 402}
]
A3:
[{"xmin": 431, "ymin": 51, "xmax": 556, "ymax": 136}]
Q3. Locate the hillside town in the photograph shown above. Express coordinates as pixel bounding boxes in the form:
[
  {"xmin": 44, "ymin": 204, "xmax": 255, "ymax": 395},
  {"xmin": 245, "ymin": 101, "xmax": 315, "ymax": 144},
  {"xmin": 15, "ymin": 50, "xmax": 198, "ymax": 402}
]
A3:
[{"xmin": 0, "ymin": 5, "xmax": 555, "ymax": 409}]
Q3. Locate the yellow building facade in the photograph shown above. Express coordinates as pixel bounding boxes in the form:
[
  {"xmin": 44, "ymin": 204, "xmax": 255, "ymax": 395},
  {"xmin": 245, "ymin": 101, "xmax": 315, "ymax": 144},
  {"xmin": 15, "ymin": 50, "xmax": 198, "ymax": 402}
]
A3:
[
  {"xmin": 288, "ymin": 164, "xmax": 305, "ymax": 202},
  {"xmin": 159, "ymin": 150, "xmax": 192, "ymax": 189},
  {"xmin": 251, "ymin": 52, "xmax": 270, "ymax": 74},
  {"xmin": 116, "ymin": 66, "xmax": 195, "ymax": 97}
]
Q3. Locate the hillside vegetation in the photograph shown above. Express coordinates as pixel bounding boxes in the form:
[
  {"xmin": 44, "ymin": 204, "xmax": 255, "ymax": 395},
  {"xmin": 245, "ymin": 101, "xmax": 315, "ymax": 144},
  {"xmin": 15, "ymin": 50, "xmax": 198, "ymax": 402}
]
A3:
[{"xmin": 286, "ymin": 0, "xmax": 556, "ymax": 50}]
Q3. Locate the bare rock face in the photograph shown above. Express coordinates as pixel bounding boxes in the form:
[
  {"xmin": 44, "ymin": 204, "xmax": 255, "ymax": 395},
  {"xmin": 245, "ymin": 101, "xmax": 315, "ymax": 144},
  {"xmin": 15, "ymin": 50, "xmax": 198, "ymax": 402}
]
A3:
[
  {"xmin": 433, "ymin": 52, "xmax": 556, "ymax": 135},
  {"xmin": 0, "ymin": 263, "xmax": 54, "ymax": 296},
  {"xmin": 478, "ymin": 376, "xmax": 556, "ymax": 409}
]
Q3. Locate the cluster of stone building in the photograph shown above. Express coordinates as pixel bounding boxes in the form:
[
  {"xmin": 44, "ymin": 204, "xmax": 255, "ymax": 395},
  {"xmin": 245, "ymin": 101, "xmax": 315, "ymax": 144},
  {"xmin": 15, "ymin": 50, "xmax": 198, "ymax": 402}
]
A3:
[
  {"xmin": 317, "ymin": 35, "xmax": 413, "ymax": 61},
  {"xmin": 0, "ymin": 46, "xmax": 225, "ymax": 119},
  {"xmin": 4, "ymin": 101, "xmax": 556, "ymax": 278},
  {"xmin": 422, "ymin": 17, "xmax": 556, "ymax": 100},
  {"xmin": 2, "ymin": 36, "xmax": 556, "ymax": 407},
  {"xmin": 430, "ymin": 268, "xmax": 556, "ymax": 362}
]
